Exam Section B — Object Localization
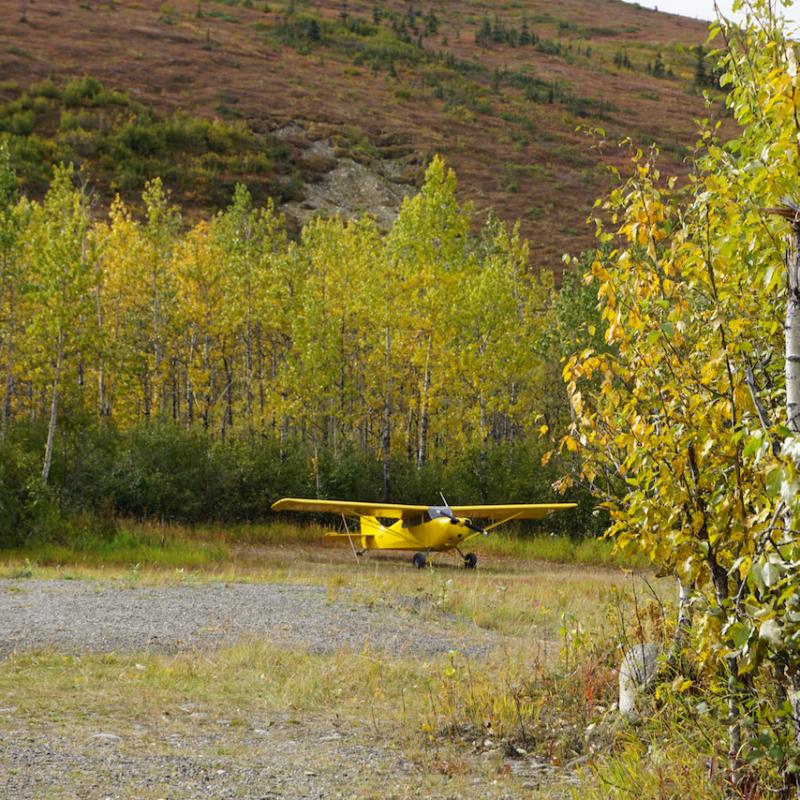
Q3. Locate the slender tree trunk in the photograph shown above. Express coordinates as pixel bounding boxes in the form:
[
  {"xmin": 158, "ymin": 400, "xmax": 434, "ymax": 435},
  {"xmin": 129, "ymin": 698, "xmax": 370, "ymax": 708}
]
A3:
[
  {"xmin": 313, "ymin": 441, "xmax": 321, "ymax": 498},
  {"xmin": 42, "ymin": 329, "xmax": 63, "ymax": 484},
  {"xmin": 339, "ymin": 315, "xmax": 346, "ymax": 456},
  {"xmin": 171, "ymin": 360, "xmax": 178, "ymax": 421},
  {"xmin": 203, "ymin": 333, "xmax": 211, "ymax": 432},
  {"xmin": 784, "ymin": 217, "xmax": 800, "ymax": 798},
  {"xmin": 223, "ymin": 351, "xmax": 233, "ymax": 438},
  {"xmin": 785, "ymin": 220, "xmax": 800, "ymax": 432},
  {"xmin": 406, "ymin": 404, "xmax": 414, "ymax": 463},
  {"xmin": 246, "ymin": 277, "xmax": 253, "ymax": 433},
  {"xmin": 1, "ymin": 313, "xmax": 14, "ymax": 435},
  {"xmin": 95, "ymin": 262, "xmax": 107, "ymax": 417},
  {"xmin": 382, "ymin": 326, "xmax": 391, "ymax": 502},
  {"xmin": 417, "ymin": 335, "xmax": 431, "ymax": 470},
  {"xmin": 667, "ymin": 578, "xmax": 693, "ymax": 672},
  {"xmin": 280, "ymin": 390, "xmax": 288, "ymax": 462},
  {"xmin": 186, "ymin": 331, "xmax": 196, "ymax": 427},
  {"xmin": 709, "ymin": 554, "xmax": 744, "ymax": 788},
  {"xmin": 153, "ymin": 266, "xmax": 163, "ymax": 416}
]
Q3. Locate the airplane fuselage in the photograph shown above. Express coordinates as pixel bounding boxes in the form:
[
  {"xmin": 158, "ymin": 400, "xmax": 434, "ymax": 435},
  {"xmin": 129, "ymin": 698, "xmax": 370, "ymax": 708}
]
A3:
[
  {"xmin": 274, "ymin": 496, "xmax": 576, "ymax": 569},
  {"xmin": 356, "ymin": 513, "xmax": 476, "ymax": 552}
]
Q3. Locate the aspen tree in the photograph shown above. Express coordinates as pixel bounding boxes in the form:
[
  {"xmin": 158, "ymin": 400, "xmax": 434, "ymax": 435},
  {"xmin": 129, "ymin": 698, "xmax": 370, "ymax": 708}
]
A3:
[
  {"xmin": 24, "ymin": 165, "xmax": 95, "ymax": 483},
  {"xmin": 212, "ymin": 185, "xmax": 286, "ymax": 434},
  {"xmin": 0, "ymin": 141, "xmax": 25, "ymax": 434},
  {"xmin": 173, "ymin": 221, "xmax": 226, "ymax": 433},
  {"xmin": 140, "ymin": 179, "xmax": 179, "ymax": 419},
  {"xmin": 387, "ymin": 156, "xmax": 472, "ymax": 467}
]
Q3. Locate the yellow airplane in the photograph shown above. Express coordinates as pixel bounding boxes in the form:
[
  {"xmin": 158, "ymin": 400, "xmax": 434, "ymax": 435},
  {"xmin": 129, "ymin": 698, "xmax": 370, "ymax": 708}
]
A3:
[{"xmin": 270, "ymin": 497, "xmax": 577, "ymax": 568}]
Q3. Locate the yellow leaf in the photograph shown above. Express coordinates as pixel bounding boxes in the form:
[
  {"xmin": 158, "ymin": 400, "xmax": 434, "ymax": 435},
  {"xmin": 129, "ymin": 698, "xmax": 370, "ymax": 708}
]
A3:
[{"xmin": 563, "ymin": 435, "xmax": 579, "ymax": 452}]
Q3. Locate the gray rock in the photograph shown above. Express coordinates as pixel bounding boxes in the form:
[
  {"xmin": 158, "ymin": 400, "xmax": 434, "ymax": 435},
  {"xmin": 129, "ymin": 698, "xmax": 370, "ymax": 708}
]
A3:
[{"xmin": 619, "ymin": 642, "xmax": 661, "ymax": 719}]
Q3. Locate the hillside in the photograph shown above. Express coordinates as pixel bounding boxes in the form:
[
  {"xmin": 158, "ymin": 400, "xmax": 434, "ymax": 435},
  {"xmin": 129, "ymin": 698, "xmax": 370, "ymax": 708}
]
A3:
[{"xmin": 0, "ymin": 0, "xmax": 724, "ymax": 268}]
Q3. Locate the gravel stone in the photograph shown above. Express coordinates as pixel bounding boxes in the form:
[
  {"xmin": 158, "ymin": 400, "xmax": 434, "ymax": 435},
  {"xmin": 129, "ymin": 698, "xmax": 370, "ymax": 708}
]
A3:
[
  {"xmin": 0, "ymin": 579, "xmax": 492, "ymax": 658},
  {"xmin": 0, "ymin": 579, "xmax": 541, "ymax": 799}
]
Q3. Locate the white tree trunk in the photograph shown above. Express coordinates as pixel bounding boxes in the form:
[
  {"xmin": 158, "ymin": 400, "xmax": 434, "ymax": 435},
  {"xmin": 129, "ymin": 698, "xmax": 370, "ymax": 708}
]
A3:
[
  {"xmin": 786, "ymin": 225, "xmax": 800, "ymax": 433},
  {"xmin": 42, "ymin": 329, "xmax": 63, "ymax": 484},
  {"xmin": 382, "ymin": 326, "xmax": 391, "ymax": 501},
  {"xmin": 786, "ymin": 221, "xmax": 800, "ymax": 799},
  {"xmin": 417, "ymin": 335, "xmax": 431, "ymax": 470}
]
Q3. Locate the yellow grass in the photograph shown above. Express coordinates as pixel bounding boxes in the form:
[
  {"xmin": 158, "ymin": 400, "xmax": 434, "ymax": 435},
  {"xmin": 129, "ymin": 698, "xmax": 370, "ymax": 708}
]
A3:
[{"xmin": 0, "ymin": 525, "xmax": 722, "ymax": 798}]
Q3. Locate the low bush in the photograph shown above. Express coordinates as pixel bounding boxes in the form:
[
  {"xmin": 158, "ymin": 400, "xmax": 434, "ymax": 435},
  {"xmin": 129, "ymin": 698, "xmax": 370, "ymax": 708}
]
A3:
[{"xmin": 0, "ymin": 417, "xmax": 602, "ymax": 548}]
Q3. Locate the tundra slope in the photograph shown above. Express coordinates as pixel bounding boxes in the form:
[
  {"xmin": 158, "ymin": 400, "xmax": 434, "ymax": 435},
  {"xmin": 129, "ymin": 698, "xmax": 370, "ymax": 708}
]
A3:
[{"xmin": 0, "ymin": 0, "xmax": 723, "ymax": 269}]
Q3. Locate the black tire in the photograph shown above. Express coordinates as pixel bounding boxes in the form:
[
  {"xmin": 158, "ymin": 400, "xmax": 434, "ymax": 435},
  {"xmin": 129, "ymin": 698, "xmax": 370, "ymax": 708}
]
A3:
[
  {"xmin": 412, "ymin": 552, "xmax": 427, "ymax": 569},
  {"xmin": 464, "ymin": 552, "xmax": 478, "ymax": 569}
]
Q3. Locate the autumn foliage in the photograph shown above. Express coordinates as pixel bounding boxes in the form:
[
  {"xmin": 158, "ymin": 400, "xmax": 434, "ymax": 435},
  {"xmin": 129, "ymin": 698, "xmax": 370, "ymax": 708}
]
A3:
[
  {"xmin": 566, "ymin": 1, "xmax": 800, "ymax": 791},
  {"xmin": 0, "ymin": 153, "xmax": 587, "ymax": 540}
]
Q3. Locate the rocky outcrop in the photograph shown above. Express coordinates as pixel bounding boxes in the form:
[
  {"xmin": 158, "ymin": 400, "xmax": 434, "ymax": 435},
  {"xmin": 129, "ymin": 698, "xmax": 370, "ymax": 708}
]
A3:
[{"xmin": 274, "ymin": 122, "xmax": 416, "ymax": 230}]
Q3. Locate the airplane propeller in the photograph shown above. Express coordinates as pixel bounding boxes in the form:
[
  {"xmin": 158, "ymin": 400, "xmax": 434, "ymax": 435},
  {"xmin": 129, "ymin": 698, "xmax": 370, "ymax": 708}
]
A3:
[{"xmin": 457, "ymin": 517, "xmax": 488, "ymax": 536}]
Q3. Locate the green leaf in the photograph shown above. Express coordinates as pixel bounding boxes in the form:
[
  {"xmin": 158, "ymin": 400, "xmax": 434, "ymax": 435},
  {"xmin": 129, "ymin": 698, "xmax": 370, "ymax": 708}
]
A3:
[
  {"xmin": 763, "ymin": 561, "xmax": 783, "ymax": 588},
  {"xmin": 766, "ymin": 468, "xmax": 786, "ymax": 498},
  {"xmin": 728, "ymin": 622, "xmax": 753, "ymax": 649}
]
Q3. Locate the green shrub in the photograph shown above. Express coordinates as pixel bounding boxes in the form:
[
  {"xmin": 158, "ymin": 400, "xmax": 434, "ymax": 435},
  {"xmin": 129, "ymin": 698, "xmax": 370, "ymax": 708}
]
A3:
[
  {"xmin": 62, "ymin": 76, "xmax": 103, "ymax": 107},
  {"xmin": 0, "ymin": 110, "xmax": 35, "ymax": 136},
  {"xmin": 115, "ymin": 119, "xmax": 166, "ymax": 156},
  {"xmin": 0, "ymin": 416, "xmax": 604, "ymax": 548},
  {"xmin": 29, "ymin": 79, "xmax": 61, "ymax": 99}
]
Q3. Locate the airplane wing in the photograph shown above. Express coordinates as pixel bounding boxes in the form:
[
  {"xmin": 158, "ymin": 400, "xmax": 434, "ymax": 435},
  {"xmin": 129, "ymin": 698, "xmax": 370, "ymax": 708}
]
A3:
[
  {"xmin": 449, "ymin": 503, "xmax": 577, "ymax": 524},
  {"xmin": 271, "ymin": 498, "xmax": 430, "ymax": 520}
]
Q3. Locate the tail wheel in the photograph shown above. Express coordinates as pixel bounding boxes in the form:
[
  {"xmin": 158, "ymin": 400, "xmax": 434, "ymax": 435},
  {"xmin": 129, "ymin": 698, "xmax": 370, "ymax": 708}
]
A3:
[
  {"xmin": 464, "ymin": 552, "xmax": 478, "ymax": 570},
  {"xmin": 412, "ymin": 552, "xmax": 427, "ymax": 569}
]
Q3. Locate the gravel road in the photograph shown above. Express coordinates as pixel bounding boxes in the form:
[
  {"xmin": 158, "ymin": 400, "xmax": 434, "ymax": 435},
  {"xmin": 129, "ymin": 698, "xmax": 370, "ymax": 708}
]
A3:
[
  {"xmin": 0, "ymin": 579, "xmax": 491, "ymax": 659},
  {"xmin": 0, "ymin": 579, "xmax": 555, "ymax": 799}
]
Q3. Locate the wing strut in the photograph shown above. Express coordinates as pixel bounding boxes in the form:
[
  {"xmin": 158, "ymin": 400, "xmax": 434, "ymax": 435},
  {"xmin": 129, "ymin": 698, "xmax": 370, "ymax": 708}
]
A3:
[
  {"xmin": 483, "ymin": 511, "xmax": 525, "ymax": 532},
  {"xmin": 342, "ymin": 513, "xmax": 362, "ymax": 565}
]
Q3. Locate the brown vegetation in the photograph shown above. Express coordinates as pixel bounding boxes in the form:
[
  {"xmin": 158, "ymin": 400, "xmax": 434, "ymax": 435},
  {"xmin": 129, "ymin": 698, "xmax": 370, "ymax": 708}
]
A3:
[{"xmin": 0, "ymin": 0, "xmax": 723, "ymax": 269}]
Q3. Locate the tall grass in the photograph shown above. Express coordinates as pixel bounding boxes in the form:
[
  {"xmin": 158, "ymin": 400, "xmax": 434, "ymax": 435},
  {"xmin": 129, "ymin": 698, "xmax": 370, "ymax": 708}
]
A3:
[
  {"xmin": 480, "ymin": 531, "xmax": 649, "ymax": 569},
  {"xmin": 0, "ymin": 518, "xmax": 647, "ymax": 575},
  {"xmin": 1, "ymin": 525, "xmax": 229, "ymax": 569}
]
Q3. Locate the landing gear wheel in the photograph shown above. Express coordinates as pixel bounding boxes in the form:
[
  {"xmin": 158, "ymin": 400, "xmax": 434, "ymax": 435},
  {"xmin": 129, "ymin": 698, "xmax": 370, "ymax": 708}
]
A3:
[
  {"xmin": 412, "ymin": 552, "xmax": 427, "ymax": 569},
  {"xmin": 464, "ymin": 552, "xmax": 478, "ymax": 570}
]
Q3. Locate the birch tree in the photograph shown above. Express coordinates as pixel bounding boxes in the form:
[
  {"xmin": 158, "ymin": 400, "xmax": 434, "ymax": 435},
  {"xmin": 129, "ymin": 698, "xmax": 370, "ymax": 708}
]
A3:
[
  {"xmin": 24, "ymin": 165, "xmax": 95, "ymax": 483},
  {"xmin": 565, "ymin": 2, "xmax": 800, "ymax": 790}
]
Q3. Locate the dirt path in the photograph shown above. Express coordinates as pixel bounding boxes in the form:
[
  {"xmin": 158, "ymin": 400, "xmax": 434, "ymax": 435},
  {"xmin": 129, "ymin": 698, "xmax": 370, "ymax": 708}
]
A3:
[
  {"xmin": 0, "ymin": 578, "xmax": 563, "ymax": 798},
  {"xmin": 0, "ymin": 579, "xmax": 494, "ymax": 659},
  {"xmin": 0, "ymin": 706, "xmax": 557, "ymax": 800}
]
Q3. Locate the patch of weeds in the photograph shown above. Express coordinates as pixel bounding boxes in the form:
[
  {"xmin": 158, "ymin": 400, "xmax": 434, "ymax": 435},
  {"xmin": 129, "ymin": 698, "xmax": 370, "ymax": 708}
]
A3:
[
  {"xmin": 9, "ymin": 558, "xmax": 35, "ymax": 579},
  {"xmin": 158, "ymin": 3, "xmax": 179, "ymax": 24},
  {"xmin": 553, "ymin": 143, "xmax": 593, "ymax": 167},
  {"xmin": 208, "ymin": 8, "xmax": 238, "ymax": 22}
]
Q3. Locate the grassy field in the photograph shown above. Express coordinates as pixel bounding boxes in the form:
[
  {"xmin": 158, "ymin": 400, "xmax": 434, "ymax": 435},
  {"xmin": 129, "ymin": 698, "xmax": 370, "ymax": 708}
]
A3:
[
  {"xmin": 0, "ymin": 523, "xmax": 729, "ymax": 798},
  {"xmin": 0, "ymin": 518, "xmax": 648, "ymax": 574}
]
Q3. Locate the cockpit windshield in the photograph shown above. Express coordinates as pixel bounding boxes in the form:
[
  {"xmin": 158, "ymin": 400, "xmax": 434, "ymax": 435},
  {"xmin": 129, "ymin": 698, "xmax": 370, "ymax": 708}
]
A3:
[
  {"xmin": 427, "ymin": 506, "xmax": 455, "ymax": 520},
  {"xmin": 402, "ymin": 506, "xmax": 455, "ymax": 528}
]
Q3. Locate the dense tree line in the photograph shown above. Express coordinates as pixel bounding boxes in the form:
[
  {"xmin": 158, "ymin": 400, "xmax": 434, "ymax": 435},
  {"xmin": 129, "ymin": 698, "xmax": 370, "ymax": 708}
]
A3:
[{"xmin": 0, "ymin": 151, "xmax": 593, "ymax": 543}]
